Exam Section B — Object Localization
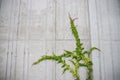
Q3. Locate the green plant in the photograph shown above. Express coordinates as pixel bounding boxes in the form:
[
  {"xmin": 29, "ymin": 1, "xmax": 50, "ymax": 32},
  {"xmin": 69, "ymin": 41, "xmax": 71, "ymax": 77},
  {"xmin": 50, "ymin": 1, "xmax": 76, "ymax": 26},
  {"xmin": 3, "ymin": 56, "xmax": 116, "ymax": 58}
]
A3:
[{"xmin": 33, "ymin": 16, "xmax": 100, "ymax": 80}]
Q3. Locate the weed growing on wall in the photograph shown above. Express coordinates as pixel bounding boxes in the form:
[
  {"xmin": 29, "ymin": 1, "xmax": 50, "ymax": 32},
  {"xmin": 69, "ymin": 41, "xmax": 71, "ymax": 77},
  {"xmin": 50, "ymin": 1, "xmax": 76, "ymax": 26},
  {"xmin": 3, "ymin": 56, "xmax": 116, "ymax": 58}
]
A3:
[{"xmin": 33, "ymin": 16, "xmax": 100, "ymax": 80}]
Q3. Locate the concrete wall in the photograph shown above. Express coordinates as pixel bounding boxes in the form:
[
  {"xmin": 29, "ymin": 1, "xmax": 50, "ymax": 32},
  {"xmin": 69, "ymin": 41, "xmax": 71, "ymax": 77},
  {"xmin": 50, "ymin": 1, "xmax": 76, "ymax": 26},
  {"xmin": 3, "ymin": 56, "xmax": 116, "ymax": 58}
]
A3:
[{"xmin": 0, "ymin": 0, "xmax": 120, "ymax": 80}]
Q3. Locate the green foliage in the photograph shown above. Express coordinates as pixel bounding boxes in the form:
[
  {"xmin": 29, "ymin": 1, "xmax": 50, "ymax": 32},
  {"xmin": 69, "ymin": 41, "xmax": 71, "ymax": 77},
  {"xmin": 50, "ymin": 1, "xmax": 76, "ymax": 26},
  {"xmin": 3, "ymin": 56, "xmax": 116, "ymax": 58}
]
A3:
[{"xmin": 33, "ymin": 16, "xmax": 100, "ymax": 80}]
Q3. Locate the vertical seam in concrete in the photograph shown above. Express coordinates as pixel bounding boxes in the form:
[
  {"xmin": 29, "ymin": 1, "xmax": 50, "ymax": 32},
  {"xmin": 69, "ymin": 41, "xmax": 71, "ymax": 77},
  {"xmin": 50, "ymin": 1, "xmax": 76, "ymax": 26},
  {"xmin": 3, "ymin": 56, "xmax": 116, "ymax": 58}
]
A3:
[
  {"xmin": 26, "ymin": 0, "xmax": 28, "ymax": 79},
  {"xmin": 10, "ymin": 0, "xmax": 16, "ymax": 79},
  {"xmin": 95, "ymin": 0, "xmax": 102, "ymax": 80},
  {"xmin": 12, "ymin": 0, "xmax": 18, "ymax": 79},
  {"xmin": 87, "ymin": 0, "xmax": 92, "ymax": 49},
  {"xmin": 23, "ymin": 46, "xmax": 25, "ymax": 80},
  {"xmin": 14, "ymin": 0, "xmax": 22, "ymax": 80},
  {"xmin": 9, "ymin": 0, "xmax": 13, "ymax": 79},
  {"xmin": 16, "ymin": 0, "xmax": 22, "ymax": 40},
  {"xmin": 5, "ymin": 0, "xmax": 12, "ymax": 79},
  {"xmin": 5, "ymin": 0, "xmax": 10, "ymax": 79},
  {"xmin": 5, "ymin": 52, "xmax": 9, "ymax": 80},
  {"xmin": 107, "ymin": 0, "xmax": 115, "ymax": 80},
  {"xmin": 45, "ymin": 0, "xmax": 48, "ymax": 80},
  {"xmin": 26, "ymin": 0, "xmax": 32, "ymax": 79},
  {"xmin": 27, "ymin": 46, "xmax": 30, "ymax": 80},
  {"xmin": 97, "ymin": 1, "xmax": 106, "ymax": 80},
  {"xmin": 54, "ymin": 0, "xmax": 57, "ymax": 79}
]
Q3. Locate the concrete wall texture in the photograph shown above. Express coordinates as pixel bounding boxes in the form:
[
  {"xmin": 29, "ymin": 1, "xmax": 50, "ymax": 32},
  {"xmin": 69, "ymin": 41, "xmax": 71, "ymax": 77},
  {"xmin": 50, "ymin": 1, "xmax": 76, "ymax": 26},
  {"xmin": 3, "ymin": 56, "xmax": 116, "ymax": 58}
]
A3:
[{"xmin": 0, "ymin": 0, "xmax": 120, "ymax": 80}]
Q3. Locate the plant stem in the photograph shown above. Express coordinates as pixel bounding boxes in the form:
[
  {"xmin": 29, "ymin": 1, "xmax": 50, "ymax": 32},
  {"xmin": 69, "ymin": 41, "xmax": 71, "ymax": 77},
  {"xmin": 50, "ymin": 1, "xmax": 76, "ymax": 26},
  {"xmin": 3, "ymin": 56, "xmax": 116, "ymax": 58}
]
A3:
[
  {"xmin": 74, "ymin": 61, "xmax": 80, "ymax": 80},
  {"xmin": 86, "ymin": 64, "xmax": 93, "ymax": 80}
]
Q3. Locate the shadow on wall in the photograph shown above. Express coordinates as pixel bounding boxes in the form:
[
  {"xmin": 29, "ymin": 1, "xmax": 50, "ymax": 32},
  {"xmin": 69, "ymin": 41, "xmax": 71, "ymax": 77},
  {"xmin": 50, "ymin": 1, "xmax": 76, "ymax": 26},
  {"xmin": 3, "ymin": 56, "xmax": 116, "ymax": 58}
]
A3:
[
  {"xmin": 0, "ymin": 0, "xmax": 1, "ymax": 8},
  {"xmin": 118, "ymin": 0, "xmax": 120, "ymax": 8}
]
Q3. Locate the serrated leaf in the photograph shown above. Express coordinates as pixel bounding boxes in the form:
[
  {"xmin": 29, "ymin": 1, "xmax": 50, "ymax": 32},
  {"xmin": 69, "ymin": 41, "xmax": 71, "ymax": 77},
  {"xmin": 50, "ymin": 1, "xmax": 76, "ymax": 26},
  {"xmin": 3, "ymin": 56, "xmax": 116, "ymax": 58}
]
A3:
[
  {"xmin": 64, "ymin": 50, "xmax": 73, "ymax": 54},
  {"xmin": 61, "ymin": 64, "xmax": 66, "ymax": 68},
  {"xmin": 57, "ymin": 60, "xmax": 61, "ymax": 64},
  {"xmin": 88, "ymin": 47, "xmax": 100, "ymax": 56},
  {"xmin": 79, "ymin": 63, "xmax": 87, "ymax": 67},
  {"xmin": 62, "ymin": 68, "xmax": 68, "ymax": 74},
  {"xmin": 69, "ymin": 60, "xmax": 75, "ymax": 65},
  {"xmin": 90, "ymin": 47, "xmax": 100, "ymax": 52}
]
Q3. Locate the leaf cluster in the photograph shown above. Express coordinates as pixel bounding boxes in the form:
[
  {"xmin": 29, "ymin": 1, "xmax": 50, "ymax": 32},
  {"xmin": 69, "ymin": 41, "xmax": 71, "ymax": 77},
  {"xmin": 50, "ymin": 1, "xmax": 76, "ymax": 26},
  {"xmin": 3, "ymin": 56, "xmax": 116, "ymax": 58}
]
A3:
[{"xmin": 33, "ymin": 16, "xmax": 100, "ymax": 80}]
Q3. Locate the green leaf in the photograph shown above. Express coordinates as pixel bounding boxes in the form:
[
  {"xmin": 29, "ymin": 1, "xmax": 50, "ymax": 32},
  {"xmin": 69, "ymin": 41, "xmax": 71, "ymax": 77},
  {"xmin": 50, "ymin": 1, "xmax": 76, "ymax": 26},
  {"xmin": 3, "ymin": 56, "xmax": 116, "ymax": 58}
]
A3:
[
  {"xmin": 88, "ymin": 47, "xmax": 100, "ymax": 56},
  {"xmin": 62, "ymin": 68, "xmax": 68, "ymax": 74},
  {"xmin": 87, "ymin": 61, "xmax": 93, "ymax": 66},
  {"xmin": 90, "ymin": 47, "xmax": 100, "ymax": 52},
  {"xmin": 61, "ymin": 64, "xmax": 66, "ymax": 68},
  {"xmin": 83, "ymin": 51, "xmax": 88, "ymax": 54},
  {"xmin": 79, "ymin": 63, "xmax": 87, "ymax": 67},
  {"xmin": 64, "ymin": 50, "xmax": 73, "ymax": 54},
  {"xmin": 69, "ymin": 60, "xmax": 75, "ymax": 65}
]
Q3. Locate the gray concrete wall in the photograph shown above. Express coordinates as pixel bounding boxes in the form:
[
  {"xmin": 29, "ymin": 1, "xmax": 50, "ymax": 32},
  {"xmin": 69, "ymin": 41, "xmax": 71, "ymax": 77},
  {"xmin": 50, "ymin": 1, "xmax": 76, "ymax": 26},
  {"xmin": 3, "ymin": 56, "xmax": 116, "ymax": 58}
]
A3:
[{"xmin": 0, "ymin": 0, "xmax": 120, "ymax": 80}]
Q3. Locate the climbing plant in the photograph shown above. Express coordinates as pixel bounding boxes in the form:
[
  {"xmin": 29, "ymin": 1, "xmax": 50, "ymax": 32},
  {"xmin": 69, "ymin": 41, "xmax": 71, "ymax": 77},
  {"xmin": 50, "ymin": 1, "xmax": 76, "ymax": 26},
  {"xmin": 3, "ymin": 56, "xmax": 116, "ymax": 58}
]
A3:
[{"xmin": 33, "ymin": 15, "xmax": 100, "ymax": 80}]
